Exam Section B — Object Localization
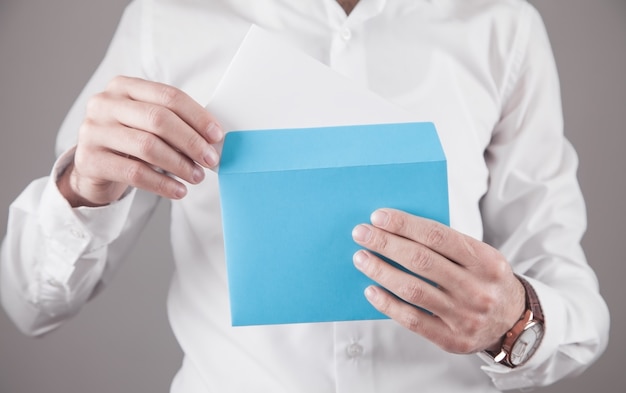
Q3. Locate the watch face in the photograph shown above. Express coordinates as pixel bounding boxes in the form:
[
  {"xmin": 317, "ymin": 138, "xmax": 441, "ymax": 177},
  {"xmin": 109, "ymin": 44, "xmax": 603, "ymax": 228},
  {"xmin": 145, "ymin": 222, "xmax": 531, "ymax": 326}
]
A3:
[{"xmin": 510, "ymin": 322, "xmax": 544, "ymax": 366}]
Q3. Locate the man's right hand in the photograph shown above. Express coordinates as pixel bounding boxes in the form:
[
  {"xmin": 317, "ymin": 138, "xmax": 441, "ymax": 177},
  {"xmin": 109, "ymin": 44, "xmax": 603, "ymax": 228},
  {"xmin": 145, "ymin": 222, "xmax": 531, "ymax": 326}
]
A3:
[{"xmin": 57, "ymin": 76, "xmax": 223, "ymax": 207}]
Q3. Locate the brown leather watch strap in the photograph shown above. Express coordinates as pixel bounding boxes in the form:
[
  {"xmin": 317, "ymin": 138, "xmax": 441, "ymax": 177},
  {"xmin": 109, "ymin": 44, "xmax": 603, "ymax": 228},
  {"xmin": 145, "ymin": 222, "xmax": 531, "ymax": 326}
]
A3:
[
  {"xmin": 484, "ymin": 275, "xmax": 545, "ymax": 367},
  {"xmin": 516, "ymin": 275, "xmax": 544, "ymax": 322}
]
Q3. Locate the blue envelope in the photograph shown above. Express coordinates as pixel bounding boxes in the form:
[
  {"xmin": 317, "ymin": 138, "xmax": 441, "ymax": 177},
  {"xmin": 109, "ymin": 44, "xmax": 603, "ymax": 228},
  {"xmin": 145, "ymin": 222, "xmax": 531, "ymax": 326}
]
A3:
[{"xmin": 218, "ymin": 122, "xmax": 449, "ymax": 326}]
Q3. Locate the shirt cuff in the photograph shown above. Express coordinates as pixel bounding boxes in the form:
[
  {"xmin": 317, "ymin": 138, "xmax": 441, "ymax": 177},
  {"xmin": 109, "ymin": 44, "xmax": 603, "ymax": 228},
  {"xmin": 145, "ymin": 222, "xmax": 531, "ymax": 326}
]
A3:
[
  {"xmin": 478, "ymin": 275, "xmax": 566, "ymax": 390},
  {"xmin": 37, "ymin": 146, "xmax": 137, "ymax": 283}
]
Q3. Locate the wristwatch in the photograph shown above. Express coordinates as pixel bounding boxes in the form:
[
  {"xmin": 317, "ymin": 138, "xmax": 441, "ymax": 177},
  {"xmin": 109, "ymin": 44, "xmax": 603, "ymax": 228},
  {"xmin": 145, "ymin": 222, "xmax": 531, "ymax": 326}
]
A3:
[{"xmin": 485, "ymin": 275, "xmax": 545, "ymax": 368}]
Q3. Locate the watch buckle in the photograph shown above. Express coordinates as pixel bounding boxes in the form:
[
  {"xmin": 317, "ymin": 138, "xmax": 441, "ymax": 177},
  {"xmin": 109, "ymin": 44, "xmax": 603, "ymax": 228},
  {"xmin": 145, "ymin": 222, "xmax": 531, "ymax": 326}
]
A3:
[{"xmin": 492, "ymin": 350, "xmax": 507, "ymax": 363}]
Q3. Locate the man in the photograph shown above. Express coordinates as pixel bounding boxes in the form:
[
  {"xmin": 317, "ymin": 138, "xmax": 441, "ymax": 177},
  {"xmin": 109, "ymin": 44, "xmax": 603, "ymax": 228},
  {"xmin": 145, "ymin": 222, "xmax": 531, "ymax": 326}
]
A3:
[{"xmin": 1, "ymin": 0, "xmax": 609, "ymax": 391}]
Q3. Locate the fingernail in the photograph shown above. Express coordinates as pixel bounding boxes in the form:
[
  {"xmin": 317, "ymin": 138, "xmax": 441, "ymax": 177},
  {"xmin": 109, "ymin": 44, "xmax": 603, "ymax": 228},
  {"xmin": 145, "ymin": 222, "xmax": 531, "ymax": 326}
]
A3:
[
  {"xmin": 174, "ymin": 184, "xmax": 187, "ymax": 199},
  {"xmin": 352, "ymin": 225, "xmax": 372, "ymax": 242},
  {"xmin": 364, "ymin": 286, "xmax": 378, "ymax": 302},
  {"xmin": 192, "ymin": 166, "xmax": 205, "ymax": 183},
  {"xmin": 371, "ymin": 210, "xmax": 389, "ymax": 227},
  {"xmin": 204, "ymin": 147, "xmax": 220, "ymax": 167},
  {"xmin": 207, "ymin": 122, "xmax": 224, "ymax": 142},
  {"xmin": 353, "ymin": 250, "xmax": 369, "ymax": 269}
]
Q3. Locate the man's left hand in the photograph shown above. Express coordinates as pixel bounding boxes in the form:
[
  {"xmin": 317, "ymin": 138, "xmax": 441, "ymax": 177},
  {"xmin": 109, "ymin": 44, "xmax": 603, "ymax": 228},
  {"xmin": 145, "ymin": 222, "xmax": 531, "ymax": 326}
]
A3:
[{"xmin": 352, "ymin": 208, "xmax": 526, "ymax": 354}]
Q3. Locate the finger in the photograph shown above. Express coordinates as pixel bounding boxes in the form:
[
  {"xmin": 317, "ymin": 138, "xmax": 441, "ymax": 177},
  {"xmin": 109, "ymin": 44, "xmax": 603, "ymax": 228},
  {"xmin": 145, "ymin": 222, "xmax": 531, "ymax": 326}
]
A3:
[
  {"xmin": 106, "ymin": 76, "xmax": 224, "ymax": 144},
  {"xmin": 369, "ymin": 208, "xmax": 502, "ymax": 271},
  {"xmin": 352, "ymin": 249, "xmax": 452, "ymax": 317},
  {"xmin": 352, "ymin": 223, "xmax": 464, "ymax": 288},
  {"xmin": 362, "ymin": 285, "xmax": 460, "ymax": 350},
  {"xmin": 84, "ymin": 123, "xmax": 206, "ymax": 185},
  {"xmin": 89, "ymin": 93, "xmax": 220, "ymax": 168},
  {"xmin": 77, "ymin": 148, "xmax": 189, "ymax": 200}
]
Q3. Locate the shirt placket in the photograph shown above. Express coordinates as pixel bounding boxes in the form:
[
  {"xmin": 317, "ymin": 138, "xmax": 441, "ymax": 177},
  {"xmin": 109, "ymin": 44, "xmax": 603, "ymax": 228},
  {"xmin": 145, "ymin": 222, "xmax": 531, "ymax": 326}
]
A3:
[
  {"xmin": 322, "ymin": 2, "xmax": 386, "ymax": 392},
  {"xmin": 329, "ymin": 20, "xmax": 368, "ymax": 86},
  {"xmin": 333, "ymin": 321, "xmax": 376, "ymax": 393},
  {"xmin": 324, "ymin": 0, "xmax": 386, "ymax": 87}
]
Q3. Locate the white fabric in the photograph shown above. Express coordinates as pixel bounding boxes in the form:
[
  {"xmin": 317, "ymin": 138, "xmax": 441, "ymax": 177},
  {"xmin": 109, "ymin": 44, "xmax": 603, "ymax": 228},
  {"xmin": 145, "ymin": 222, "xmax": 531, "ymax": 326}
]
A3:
[{"xmin": 1, "ymin": 0, "xmax": 609, "ymax": 392}]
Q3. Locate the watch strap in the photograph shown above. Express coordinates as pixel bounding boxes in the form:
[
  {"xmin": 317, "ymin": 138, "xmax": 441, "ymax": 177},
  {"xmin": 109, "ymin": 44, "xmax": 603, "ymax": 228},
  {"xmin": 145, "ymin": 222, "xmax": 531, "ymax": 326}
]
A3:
[
  {"xmin": 485, "ymin": 275, "xmax": 544, "ymax": 367},
  {"xmin": 517, "ymin": 275, "xmax": 544, "ymax": 322}
]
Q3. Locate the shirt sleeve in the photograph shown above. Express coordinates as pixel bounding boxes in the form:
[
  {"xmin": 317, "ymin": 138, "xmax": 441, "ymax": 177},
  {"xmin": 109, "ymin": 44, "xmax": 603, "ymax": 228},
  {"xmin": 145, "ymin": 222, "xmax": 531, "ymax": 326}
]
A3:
[
  {"xmin": 0, "ymin": 0, "xmax": 161, "ymax": 336},
  {"xmin": 477, "ymin": 3, "xmax": 610, "ymax": 390}
]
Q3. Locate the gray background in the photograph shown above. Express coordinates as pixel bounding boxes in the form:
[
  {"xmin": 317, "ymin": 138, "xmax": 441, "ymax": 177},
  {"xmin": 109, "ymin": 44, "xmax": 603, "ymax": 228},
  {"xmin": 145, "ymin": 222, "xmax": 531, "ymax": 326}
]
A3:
[{"xmin": 0, "ymin": 0, "xmax": 624, "ymax": 392}]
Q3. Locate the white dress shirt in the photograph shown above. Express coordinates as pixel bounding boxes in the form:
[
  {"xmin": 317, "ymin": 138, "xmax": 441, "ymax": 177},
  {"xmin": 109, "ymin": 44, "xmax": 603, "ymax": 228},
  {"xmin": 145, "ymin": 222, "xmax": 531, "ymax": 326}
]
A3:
[{"xmin": 1, "ymin": 0, "xmax": 610, "ymax": 392}]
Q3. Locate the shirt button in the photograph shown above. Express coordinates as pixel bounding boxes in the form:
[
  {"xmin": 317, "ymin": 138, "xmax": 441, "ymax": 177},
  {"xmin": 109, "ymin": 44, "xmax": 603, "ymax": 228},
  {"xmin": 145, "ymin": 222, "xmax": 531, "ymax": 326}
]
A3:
[
  {"xmin": 346, "ymin": 343, "xmax": 364, "ymax": 358},
  {"xmin": 340, "ymin": 27, "xmax": 352, "ymax": 41}
]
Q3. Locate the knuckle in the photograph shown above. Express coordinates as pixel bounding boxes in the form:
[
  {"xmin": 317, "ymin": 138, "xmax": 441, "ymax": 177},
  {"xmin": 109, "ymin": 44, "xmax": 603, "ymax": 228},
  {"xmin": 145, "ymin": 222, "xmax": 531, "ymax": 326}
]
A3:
[
  {"xmin": 146, "ymin": 105, "xmax": 169, "ymax": 130},
  {"xmin": 158, "ymin": 85, "xmax": 182, "ymax": 108},
  {"xmin": 73, "ymin": 150, "xmax": 86, "ymax": 168},
  {"xmin": 183, "ymin": 130, "xmax": 203, "ymax": 154},
  {"xmin": 425, "ymin": 223, "xmax": 447, "ymax": 248},
  {"xmin": 135, "ymin": 133, "xmax": 158, "ymax": 158},
  {"xmin": 176, "ymin": 152, "xmax": 188, "ymax": 169},
  {"xmin": 459, "ymin": 313, "xmax": 490, "ymax": 345},
  {"xmin": 462, "ymin": 316, "xmax": 483, "ymax": 338},
  {"xmin": 463, "ymin": 283, "xmax": 498, "ymax": 315},
  {"xmin": 400, "ymin": 281, "xmax": 426, "ymax": 304},
  {"xmin": 106, "ymin": 75, "xmax": 127, "ymax": 92},
  {"xmin": 489, "ymin": 254, "xmax": 510, "ymax": 280},
  {"xmin": 375, "ymin": 291, "xmax": 392, "ymax": 314},
  {"xmin": 85, "ymin": 93, "xmax": 107, "ymax": 115},
  {"xmin": 78, "ymin": 118, "xmax": 96, "ymax": 140},
  {"xmin": 154, "ymin": 175, "xmax": 173, "ymax": 196},
  {"xmin": 408, "ymin": 247, "xmax": 433, "ymax": 273},
  {"xmin": 198, "ymin": 115, "xmax": 215, "ymax": 135},
  {"xmin": 472, "ymin": 256, "xmax": 508, "ymax": 286},
  {"xmin": 401, "ymin": 312, "xmax": 423, "ymax": 333},
  {"xmin": 124, "ymin": 161, "xmax": 144, "ymax": 185},
  {"xmin": 73, "ymin": 149, "xmax": 95, "ymax": 175},
  {"xmin": 366, "ymin": 258, "xmax": 386, "ymax": 281},
  {"xmin": 371, "ymin": 231, "xmax": 389, "ymax": 253},
  {"xmin": 176, "ymin": 154, "xmax": 194, "ymax": 178},
  {"xmin": 387, "ymin": 210, "xmax": 407, "ymax": 231},
  {"xmin": 476, "ymin": 291, "xmax": 498, "ymax": 314}
]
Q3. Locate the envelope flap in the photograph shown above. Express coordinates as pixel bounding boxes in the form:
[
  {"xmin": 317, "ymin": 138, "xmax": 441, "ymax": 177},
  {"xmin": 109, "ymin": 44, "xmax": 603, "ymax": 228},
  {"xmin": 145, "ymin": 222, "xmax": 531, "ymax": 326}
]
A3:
[{"xmin": 219, "ymin": 122, "xmax": 445, "ymax": 174}]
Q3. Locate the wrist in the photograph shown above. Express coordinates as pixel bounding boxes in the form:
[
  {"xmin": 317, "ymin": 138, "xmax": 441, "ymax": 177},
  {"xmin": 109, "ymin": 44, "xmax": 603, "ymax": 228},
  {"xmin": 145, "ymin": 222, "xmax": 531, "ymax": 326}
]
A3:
[
  {"xmin": 484, "ymin": 275, "xmax": 545, "ymax": 368},
  {"xmin": 56, "ymin": 161, "xmax": 106, "ymax": 208},
  {"xmin": 486, "ymin": 275, "xmax": 527, "ymax": 351}
]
